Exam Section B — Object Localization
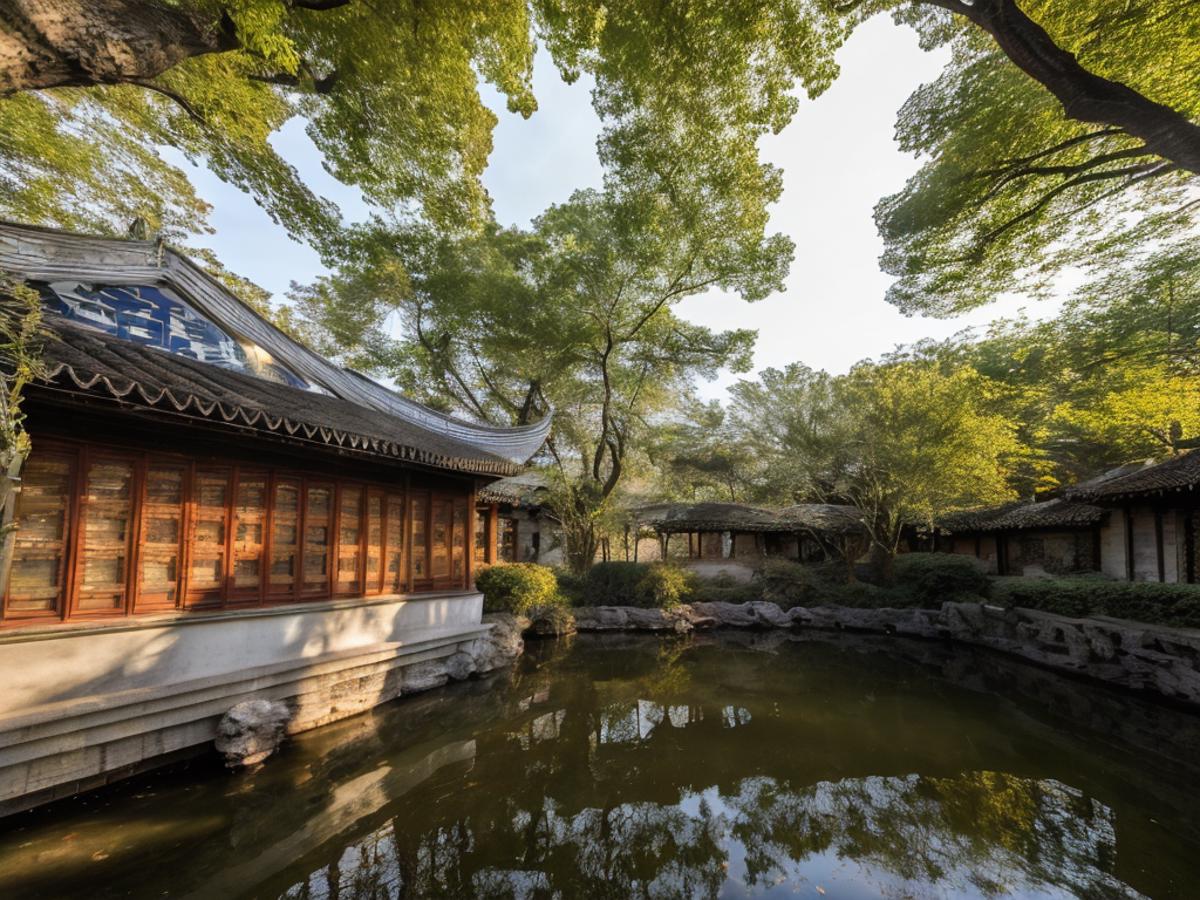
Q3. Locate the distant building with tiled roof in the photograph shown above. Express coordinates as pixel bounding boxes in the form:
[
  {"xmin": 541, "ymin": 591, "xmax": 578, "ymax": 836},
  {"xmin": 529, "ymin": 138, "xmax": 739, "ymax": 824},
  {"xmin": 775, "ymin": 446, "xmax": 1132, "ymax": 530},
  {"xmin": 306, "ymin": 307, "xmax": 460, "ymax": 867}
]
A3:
[{"xmin": 940, "ymin": 454, "xmax": 1200, "ymax": 582}]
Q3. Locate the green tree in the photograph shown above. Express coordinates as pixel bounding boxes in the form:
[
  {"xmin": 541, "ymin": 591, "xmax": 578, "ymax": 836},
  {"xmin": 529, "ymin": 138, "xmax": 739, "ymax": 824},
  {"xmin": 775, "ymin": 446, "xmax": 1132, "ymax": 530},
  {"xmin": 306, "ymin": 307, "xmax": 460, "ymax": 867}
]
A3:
[
  {"xmin": 726, "ymin": 360, "xmax": 1021, "ymax": 577},
  {"xmin": 645, "ymin": 399, "xmax": 753, "ymax": 503},
  {"xmin": 5, "ymin": 1, "xmax": 1196, "ymax": 306},
  {"xmin": 292, "ymin": 187, "xmax": 786, "ymax": 571},
  {"xmin": 726, "ymin": 363, "xmax": 849, "ymax": 505},
  {"xmin": 949, "ymin": 239, "xmax": 1200, "ymax": 482},
  {"xmin": 877, "ymin": 4, "xmax": 1200, "ymax": 314},
  {"xmin": 835, "ymin": 361, "xmax": 1020, "ymax": 573},
  {"xmin": 0, "ymin": 278, "xmax": 44, "ymax": 595}
]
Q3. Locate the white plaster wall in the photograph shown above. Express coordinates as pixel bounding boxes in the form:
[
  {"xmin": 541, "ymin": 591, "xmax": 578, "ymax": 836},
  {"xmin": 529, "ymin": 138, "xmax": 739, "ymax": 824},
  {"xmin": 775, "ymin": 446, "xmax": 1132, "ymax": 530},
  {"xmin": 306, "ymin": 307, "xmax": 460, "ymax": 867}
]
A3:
[
  {"xmin": 1131, "ymin": 506, "xmax": 1162, "ymax": 582},
  {"xmin": 0, "ymin": 593, "xmax": 482, "ymax": 717},
  {"xmin": 1100, "ymin": 514, "xmax": 1127, "ymax": 580}
]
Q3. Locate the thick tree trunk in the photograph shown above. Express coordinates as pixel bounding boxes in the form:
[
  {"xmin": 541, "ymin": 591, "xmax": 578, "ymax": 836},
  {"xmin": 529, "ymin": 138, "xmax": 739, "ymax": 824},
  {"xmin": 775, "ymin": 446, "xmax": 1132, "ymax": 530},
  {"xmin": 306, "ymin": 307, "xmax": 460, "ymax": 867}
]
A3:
[
  {"xmin": 0, "ymin": 0, "xmax": 236, "ymax": 94},
  {"xmin": 932, "ymin": 0, "xmax": 1200, "ymax": 175}
]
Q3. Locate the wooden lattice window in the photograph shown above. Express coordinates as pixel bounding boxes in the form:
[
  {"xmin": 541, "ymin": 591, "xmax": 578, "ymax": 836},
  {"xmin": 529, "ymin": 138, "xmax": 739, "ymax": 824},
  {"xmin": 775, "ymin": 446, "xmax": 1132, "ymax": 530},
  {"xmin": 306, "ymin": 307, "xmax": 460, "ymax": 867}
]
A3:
[
  {"xmin": 268, "ymin": 479, "xmax": 300, "ymax": 599},
  {"xmin": 1, "ymin": 441, "xmax": 480, "ymax": 627},
  {"xmin": 452, "ymin": 499, "xmax": 468, "ymax": 583},
  {"xmin": 76, "ymin": 456, "xmax": 136, "ymax": 613},
  {"xmin": 6, "ymin": 453, "xmax": 74, "ymax": 616},
  {"xmin": 232, "ymin": 472, "xmax": 267, "ymax": 600},
  {"xmin": 365, "ymin": 491, "xmax": 384, "ymax": 594},
  {"xmin": 411, "ymin": 491, "xmax": 429, "ymax": 582},
  {"xmin": 302, "ymin": 484, "xmax": 333, "ymax": 596},
  {"xmin": 431, "ymin": 498, "xmax": 451, "ymax": 580},
  {"xmin": 335, "ymin": 485, "xmax": 363, "ymax": 595},
  {"xmin": 474, "ymin": 508, "xmax": 489, "ymax": 564},
  {"xmin": 187, "ymin": 467, "xmax": 231, "ymax": 607},
  {"xmin": 137, "ymin": 463, "xmax": 186, "ymax": 610},
  {"xmin": 386, "ymin": 493, "xmax": 406, "ymax": 592}
]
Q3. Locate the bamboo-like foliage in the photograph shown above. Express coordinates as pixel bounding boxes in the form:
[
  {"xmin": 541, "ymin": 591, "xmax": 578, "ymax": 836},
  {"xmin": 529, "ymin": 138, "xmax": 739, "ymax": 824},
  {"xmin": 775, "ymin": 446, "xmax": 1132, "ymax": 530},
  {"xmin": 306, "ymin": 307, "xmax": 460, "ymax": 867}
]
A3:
[{"xmin": 0, "ymin": 279, "xmax": 44, "ymax": 549}]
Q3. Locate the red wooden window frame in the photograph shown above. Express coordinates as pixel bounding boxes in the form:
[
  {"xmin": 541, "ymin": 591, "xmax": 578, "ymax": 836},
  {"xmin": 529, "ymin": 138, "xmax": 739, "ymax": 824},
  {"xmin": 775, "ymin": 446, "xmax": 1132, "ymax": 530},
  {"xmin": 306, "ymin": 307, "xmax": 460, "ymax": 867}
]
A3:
[
  {"xmin": 2, "ymin": 450, "xmax": 77, "ymax": 621},
  {"xmin": 1, "ymin": 439, "xmax": 477, "ymax": 628}
]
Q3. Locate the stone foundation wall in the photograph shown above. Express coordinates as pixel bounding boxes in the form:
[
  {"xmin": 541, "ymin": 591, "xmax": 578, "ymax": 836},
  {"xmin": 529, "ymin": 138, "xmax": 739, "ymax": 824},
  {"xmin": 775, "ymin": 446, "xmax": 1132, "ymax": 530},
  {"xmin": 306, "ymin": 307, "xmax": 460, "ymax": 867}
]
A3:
[
  {"xmin": 569, "ymin": 600, "xmax": 1200, "ymax": 707},
  {"xmin": 0, "ymin": 596, "xmax": 526, "ymax": 816}
]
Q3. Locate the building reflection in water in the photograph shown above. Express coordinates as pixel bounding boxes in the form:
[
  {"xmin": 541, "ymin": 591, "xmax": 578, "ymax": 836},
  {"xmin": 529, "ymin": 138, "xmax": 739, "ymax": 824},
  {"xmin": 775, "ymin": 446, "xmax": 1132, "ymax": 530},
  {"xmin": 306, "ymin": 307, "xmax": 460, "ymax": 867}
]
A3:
[
  {"xmin": 2, "ymin": 634, "xmax": 1192, "ymax": 900},
  {"xmin": 275, "ymin": 687, "xmax": 1141, "ymax": 900}
]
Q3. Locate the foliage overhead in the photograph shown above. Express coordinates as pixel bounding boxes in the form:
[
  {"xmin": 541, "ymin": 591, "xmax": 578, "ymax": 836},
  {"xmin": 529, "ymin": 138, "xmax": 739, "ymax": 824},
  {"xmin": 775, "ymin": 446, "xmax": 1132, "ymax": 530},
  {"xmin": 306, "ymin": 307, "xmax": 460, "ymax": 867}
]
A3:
[
  {"xmin": 2, "ymin": 0, "xmax": 1196, "ymax": 316},
  {"xmin": 878, "ymin": 6, "xmax": 1200, "ymax": 314}
]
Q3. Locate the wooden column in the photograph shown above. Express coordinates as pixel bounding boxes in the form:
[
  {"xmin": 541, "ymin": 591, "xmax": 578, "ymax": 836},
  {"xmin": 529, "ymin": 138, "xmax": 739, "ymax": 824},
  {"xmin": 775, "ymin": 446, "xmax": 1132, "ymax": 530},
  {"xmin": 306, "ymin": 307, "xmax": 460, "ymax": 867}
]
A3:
[
  {"xmin": 466, "ymin": 485, "xmax": 476, "ymax": 589},
  {"xmin": 1185, "ymin": 508, "xmax": 1195, "ymax": 584},
  {"xmin": 1155, "ymin": 508, "xmax": 1165, "ymax": 583},
  {"xmin": 1124, "ymin": 506, "xmax": 1135, "ymax": 581}
]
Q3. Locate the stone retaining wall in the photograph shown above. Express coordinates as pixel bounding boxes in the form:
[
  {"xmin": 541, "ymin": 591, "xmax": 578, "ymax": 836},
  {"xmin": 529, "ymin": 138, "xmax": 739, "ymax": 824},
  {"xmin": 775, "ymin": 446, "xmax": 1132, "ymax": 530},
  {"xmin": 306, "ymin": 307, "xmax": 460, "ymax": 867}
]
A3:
[{"xmin": 564, "ymin": 601, "xmax": 1200, "ymax": 707}]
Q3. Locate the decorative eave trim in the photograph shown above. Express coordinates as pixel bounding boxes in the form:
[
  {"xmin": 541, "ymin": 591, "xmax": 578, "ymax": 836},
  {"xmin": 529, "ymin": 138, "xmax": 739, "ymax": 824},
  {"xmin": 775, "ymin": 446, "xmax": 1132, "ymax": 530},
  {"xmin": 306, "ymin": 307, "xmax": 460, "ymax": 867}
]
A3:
[{"xmin": 36, "ymin": 361, "xmax": 523, "ymax": 477}]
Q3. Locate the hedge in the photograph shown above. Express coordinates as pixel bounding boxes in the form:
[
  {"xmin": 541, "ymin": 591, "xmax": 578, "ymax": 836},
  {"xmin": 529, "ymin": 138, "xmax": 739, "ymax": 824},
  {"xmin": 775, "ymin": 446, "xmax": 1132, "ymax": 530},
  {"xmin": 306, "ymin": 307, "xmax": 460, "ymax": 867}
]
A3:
[
  {"xmin": 991, "ymin": 578, "xmax": 1200, "ymax": 629},
  {"xmin": 476, "ymin": 563, "xmax": 561, "ymax": 615},
  {"xmin": 582, "ymin": 561, "xmax": 694, "ymax": 609},
  {"xmin": 753, "ymin": 559, "xmax": 848, "ymax": 609},
  {"xmin": 892, "ymin": 552, "xmax": 990, "ymax": 606}
]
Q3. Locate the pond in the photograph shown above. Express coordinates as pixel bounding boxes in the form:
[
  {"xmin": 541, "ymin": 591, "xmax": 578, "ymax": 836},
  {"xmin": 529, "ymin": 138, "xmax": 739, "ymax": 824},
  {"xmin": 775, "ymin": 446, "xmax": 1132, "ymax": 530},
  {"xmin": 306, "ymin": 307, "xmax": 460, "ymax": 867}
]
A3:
[{"xmin": 2, "ymin": 631, "xmax": 1200, "ymax": 899}]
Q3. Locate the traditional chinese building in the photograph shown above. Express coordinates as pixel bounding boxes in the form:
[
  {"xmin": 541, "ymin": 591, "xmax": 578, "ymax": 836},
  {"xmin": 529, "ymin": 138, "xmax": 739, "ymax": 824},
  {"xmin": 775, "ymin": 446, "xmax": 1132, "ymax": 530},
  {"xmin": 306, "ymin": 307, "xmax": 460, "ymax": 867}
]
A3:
[
  {"xmin": 0, "ymin": 222, "xmax": 549, "ymax": 813},
  {"xmin": 637, "ymin": 501, "xmax": 867, "ymax": 579},
  {"xmin": 476, "ymin": 471, "xmax": 564, "ymax": 565},
  {"xmin": 938, "ymin": 497, "xmax": 1109, "ymax": 576},
  {"xmin": 1066, "ymin": 453, "xmax": 1200, "ymax": 583},
  {"xmin": 940, "ymin": 455, "xmax": 1200, "ymax": 582}
]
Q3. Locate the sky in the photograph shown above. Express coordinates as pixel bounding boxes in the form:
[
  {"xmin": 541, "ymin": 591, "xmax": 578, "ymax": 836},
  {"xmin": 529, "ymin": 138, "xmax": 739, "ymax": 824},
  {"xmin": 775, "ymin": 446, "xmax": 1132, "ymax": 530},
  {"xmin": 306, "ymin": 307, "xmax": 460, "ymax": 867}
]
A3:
[{"xmin": 180, "ymin": 14, "xmax": 1065, "ymax": 402}]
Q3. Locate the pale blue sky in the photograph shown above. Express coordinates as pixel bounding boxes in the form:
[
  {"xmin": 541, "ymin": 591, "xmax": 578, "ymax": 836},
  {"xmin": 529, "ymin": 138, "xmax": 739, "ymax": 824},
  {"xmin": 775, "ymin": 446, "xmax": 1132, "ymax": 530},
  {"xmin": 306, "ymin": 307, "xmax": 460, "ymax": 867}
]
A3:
[{"xmin": 179, "ymin": 15, "xmax": 1063, "ymax": 401}]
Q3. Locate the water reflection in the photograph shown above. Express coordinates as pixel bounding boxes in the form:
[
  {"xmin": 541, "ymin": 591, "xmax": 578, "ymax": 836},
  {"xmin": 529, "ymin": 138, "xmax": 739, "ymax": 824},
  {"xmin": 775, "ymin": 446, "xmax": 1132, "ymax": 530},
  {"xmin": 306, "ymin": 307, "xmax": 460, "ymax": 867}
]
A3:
[
  {"xmin": 1, "ymin": 633, "xmax": 1197, "ymax": 899},
  {"xmin": 280, "ymin": 770, "xmax": 1136, "ymax": 900}
]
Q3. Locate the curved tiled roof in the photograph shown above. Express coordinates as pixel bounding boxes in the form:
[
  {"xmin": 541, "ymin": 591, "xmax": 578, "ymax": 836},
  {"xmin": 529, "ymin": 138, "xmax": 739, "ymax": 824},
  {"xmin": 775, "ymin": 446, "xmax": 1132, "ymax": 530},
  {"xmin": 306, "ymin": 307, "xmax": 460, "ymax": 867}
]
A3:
[
  {"xmin": 941, "ymin": 497, "xmax": 1107, "ymax": 533},
  {"xmin": 0, "ymin": 220, "xmax": 551, "ymax": 464},
  {"xmin": 776, "ymin": 504, "xmax": 864, "ymax": 534},
  {"xmin": 477, "ymin": 471, "xmax": 551, "ymax": 506},
  {"xmin": 637, "ymin": 501, "xmax": 865, "ymax": 535},
  {"xmin": 1067, "ymin": 453, "xmax": 1200, "ymax": 501},
  {"xmin": 33, "ymin": 322, "xmax": 523, "ymax": 476}
]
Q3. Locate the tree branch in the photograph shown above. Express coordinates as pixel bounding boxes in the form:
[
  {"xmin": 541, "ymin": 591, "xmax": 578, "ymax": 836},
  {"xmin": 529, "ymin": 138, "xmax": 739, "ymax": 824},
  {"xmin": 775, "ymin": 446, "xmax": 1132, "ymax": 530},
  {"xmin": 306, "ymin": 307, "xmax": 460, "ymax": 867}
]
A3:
[
  {"xmin": 921, "ymin": 0, "xmax": 1200, "ymax": 174},
  {"xmin": 131, "ymin": 79, "xmax": 205, "ymax": 125},
  {"xmin": 969, "ymin": 162, "xmax": 1175, "ymax": 256}
]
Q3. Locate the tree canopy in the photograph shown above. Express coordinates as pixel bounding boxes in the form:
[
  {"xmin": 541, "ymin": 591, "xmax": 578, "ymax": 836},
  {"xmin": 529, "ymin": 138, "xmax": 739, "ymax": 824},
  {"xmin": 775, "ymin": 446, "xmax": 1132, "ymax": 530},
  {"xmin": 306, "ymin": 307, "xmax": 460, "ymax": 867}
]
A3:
[
  {"xmin": 291, "ymin": 185, "xmax": 789, "ymax": 569},
  {"xmin": 2, "ymin": 1, "xmax": 1197, "ymax": 318}
]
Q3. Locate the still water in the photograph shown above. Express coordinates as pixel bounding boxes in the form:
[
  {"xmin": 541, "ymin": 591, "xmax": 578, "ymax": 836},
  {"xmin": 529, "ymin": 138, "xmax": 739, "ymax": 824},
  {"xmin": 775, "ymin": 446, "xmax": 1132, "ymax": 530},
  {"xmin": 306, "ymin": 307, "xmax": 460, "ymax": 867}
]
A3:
[{"xmin": 2, "ymin": 631, "xmax": 1200, "ymax": 899}]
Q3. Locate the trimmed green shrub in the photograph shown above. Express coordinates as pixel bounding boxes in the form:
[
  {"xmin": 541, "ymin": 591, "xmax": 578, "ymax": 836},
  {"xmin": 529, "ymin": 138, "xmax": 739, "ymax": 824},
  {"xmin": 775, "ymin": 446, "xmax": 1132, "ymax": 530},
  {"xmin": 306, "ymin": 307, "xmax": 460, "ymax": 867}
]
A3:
[
  {"xmin": 893, "ymin": 552, "xmax": 990, "ymax": 605},
  {"xmin": 991, "ymin": 577, "xmax": 1200, "ymax": 628},
  {"xmin": 752, "ymin": 559, "xmax": 855, "ymax": 608},
  {"xmin": 582, "ymin": 561, "xmax": 647, "ymax": 606},
  {"xmin": 476, "ymin": 563, "xmax": 560, "ymax": 615},
  {"xmin": 635, "ymin": 563, "xmax": 692, "ymax": 610},
  {"xmin": 819, "ymin": 581, "xmax": 900, "ymax": 608},
  {"xmin": 554, "ymin": 569, "xmax": 585, "ymax": 605},
  {"xmin": 582, "ymin": 561, "xmax": 695, "ymax": 609},
  {"xmin": 690, "ymin": 573, "xmax": 763, "ymax": 605}
]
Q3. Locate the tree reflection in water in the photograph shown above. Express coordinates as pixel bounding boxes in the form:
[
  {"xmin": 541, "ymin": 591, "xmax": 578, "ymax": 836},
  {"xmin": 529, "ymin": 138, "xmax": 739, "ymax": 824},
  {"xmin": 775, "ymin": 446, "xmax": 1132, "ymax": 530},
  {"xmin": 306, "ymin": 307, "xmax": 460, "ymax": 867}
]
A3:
[
  {"xmin": 3, "ymin": 633, "xmax": 1195, "ymax": 899},
  {"xmin": 274, "ymin": 650, "xmax": 1150, "ymax": 900},
  {"xmin": 280, "ymin": 767, "xmax": 1136, "ymax": 899}
]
